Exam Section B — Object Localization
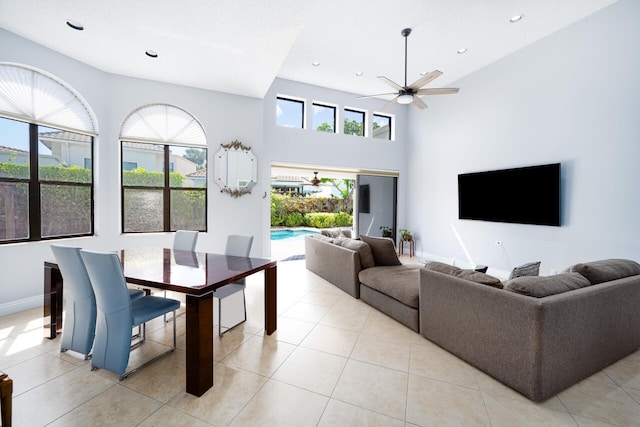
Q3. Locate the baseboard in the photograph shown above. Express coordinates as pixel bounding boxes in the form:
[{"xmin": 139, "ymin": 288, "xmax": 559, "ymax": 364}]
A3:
[{"xmin": 0, "ymin": 295, "xmax": 42, "ymax": 317}]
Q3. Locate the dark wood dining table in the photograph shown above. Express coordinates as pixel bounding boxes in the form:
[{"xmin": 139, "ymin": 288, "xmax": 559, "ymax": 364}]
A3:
[{"xmin": 43, "ymin": 247, "xmax": 277, "ymax": 397}]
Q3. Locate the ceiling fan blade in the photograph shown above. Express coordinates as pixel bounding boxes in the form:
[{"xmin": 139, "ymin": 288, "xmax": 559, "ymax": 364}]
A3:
[
  {"xmin": 408, "ymin": 70, "xmax": 443, "ymax": 90},
  {"xmin": 357, "ymin": 92, "xmax": 398, "ymax": 99},
  {"xmin": 415, "ymin": 87, "xmax": 460, "ymax": 96},
  {"xmin": 380, "ymin": 97, "xmax": 399, "ymax": 112},
  {"xmin": 377, "ymin": 76, "xmax": 403, "ymax": 91},
  {"xmin": 412, "ymin": 96, "xmax": 428, "ymax": 110}
]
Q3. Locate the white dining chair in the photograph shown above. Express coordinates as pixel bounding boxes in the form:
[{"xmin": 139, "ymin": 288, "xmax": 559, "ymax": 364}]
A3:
[{"xmin": 216, "ymin": 234, "xmax": 253, "ymax": 336}]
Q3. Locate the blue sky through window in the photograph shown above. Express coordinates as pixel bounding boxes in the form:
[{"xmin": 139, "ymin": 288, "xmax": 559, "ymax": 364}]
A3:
[
  {"xmin": 312, "ymin": 104, "xmax": 335, "ymax": 132},
  {"xmin": 276, "ymin": 98, "xmax": 304, "ymax": 128}
]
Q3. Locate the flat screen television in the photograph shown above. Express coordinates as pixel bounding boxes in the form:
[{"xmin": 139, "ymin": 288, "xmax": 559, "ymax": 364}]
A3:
[{"xmin": 458, "ymin": 163, "xmax": 561, "ymax": 226}]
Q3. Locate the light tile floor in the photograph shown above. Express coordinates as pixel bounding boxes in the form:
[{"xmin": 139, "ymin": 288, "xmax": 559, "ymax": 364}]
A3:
[{"xmin": 2, "ymin": 258, "xmax": 640, "ymax": 426}]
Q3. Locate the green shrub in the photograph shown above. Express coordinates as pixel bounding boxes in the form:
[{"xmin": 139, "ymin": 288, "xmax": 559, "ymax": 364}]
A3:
[
  {"xmin": 284, "ymin": 212, "xmax": 305, "ymax": 227},
  {"xmin": 334, "ymin": 212, "xmax": 353, "ymax": 226},
  {"xmin": 305, "ymin": 212, "xmax": 336, "ymax": 228}
]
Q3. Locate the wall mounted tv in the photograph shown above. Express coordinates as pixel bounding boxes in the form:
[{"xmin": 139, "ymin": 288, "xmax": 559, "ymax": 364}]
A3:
[{"xmin": 458, "ymin": 163, "xmax": 561, "ymax": 226}]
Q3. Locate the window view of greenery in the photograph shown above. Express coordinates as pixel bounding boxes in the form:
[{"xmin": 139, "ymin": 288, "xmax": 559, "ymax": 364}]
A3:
[
  {"xmin": 344, "ymin": 109, "xmax": 365, "ymax": 136},
  {"xmin": 0, "ymin": 118, "xmax": 93, "ymax": 242},
  {"xmin": 122, "ymin": 142, "xmax": 206, "ymax": 233},
  {"xmin": 373, "ymin": 114, "xmax": 392, "ymax": 140},
  {"xmin": 312, "ymin": 103, "xmax": 336, "ymax": 133},
  {"xmin": 276, "ymin": 97, "xmax": 304, "ymax": 128},
  {"xmin": 271, "ymin": 178, "xmax": 354, "ymax": 228}
]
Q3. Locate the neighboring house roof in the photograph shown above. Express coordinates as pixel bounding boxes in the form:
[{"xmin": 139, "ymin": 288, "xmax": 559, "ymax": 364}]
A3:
[
  {"xmin": 39, "ymin": 130, "xmax": 91, "ymax": 142},
  {"xmin": 0, "ymin": 145, "xmax": 28, "ymax": 153},
  {"xmin": 271, "ymin": 175, "xmax": 306, "ymax": 183},
  {"xmin": 187, "ymin": 169, "xmax": 207, "ymax": 178},
  {"xmin": 38, "ymin": 130, "xmax": 91, "ymax": 151}
]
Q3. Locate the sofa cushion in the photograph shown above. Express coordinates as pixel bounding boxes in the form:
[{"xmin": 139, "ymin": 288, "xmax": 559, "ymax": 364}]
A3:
[
  {"xmin": 335, "ymin": 237, "xmax": 375, "ymax": 269},
  {"xmin": 508, "ymin": 261, "xmax": 541, "ymax": 280},
  {"xmin": 359, "ymin": 235, "xmax": 401, "ymax": 266},
  {"xmin": 359, "ymin": 265, "xmax": 421, "ymax": 308},
  {"xmin": 312, "ymin": 234, "xmax": 335, "ymax": 244},
  {"xmin": 505, "ymin": 273, "xmax": 591, "ymax": 297},
  {"xmin": 321, "ymin": 228, "xmax": 351, "ymax": 238},
  {"xmin": 425, "ymin": 261, "xmax": 503, "ymax": 289},
  {"xmin": 567, "ymin": 259, "xmax": 640, "ymax": 285}
]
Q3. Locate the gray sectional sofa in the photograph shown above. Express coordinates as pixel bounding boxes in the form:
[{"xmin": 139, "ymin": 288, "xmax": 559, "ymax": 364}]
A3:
[
  {"xmin": 305, "ymin": 232, "xmax": 640, "ymax": 401},
  {"xmin": 305, "ymin": 232, "xmax": 422, "ymax": 331}
]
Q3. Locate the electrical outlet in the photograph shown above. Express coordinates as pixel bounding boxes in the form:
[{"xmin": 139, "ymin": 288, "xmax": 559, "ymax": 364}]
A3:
[{"xmin": 495, "ymin": 240, "xmax": 502, "ymax": 246}]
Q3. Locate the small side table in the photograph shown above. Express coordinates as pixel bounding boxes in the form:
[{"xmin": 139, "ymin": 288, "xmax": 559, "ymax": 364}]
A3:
[{"xmin": 398, "ymin": 239, "xmax": 415, "ymax": 257}]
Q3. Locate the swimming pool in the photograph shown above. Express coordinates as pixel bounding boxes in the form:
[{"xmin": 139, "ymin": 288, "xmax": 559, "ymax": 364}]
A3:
[{"xmin": 270, "ymin": 229, "xmax": 318, "ymax": 240}]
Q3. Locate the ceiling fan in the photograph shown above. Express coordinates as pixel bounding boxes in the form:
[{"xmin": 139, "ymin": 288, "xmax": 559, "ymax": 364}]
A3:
[
  {"xmin": 360, "ymin": 28, "xmax": 459, "ymax": 110},
  {"xmin": 310, "ymin": 171, "xmax": 321, "ymax": 186}
]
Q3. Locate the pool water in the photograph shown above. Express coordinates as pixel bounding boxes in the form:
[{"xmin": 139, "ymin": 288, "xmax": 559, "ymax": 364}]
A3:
[{"xmin": 270, "ymin": 229, "xmax": 318, "ymax": 240}]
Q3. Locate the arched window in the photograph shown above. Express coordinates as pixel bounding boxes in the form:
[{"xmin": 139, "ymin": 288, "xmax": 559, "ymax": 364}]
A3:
[
  {"xmin": 120, "ymin": 104, "xmax": 207, "ymax": 233},
  {"xmin": 0, "ymin": 63, "xmax": 96, "ymax": 243}
]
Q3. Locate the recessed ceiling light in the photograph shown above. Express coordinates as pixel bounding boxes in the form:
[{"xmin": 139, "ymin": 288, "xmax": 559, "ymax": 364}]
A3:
[
  {"xmin": 312, "ymin": 61, "xmax": 320, "ymax": 66},
  {"xmin": 355, "ymin": 71, "xmax": 363, "ymax": 76},
  {"xmin": 510, "ymin": 14, "xmax": 524, "ymax": 23},
  {"xmin": 66, "ymin": 20, "xmax": 84, "ymax": 31},
  {"xmin": 457, "ymin": 48, "xmax": 468, "ymax": 54},
  {"xmin": 145, "ymin": 50, "xmax": 158, "ymax": 58},
  {"xmin": 420, "ymin": 71, "xmax": 428, "ymax": 75}
]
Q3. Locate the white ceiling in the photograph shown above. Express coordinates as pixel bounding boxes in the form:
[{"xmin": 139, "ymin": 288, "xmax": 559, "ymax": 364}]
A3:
[{"xmin": 0, "ymin": 0, "xmax": 619, "ymax": 99}]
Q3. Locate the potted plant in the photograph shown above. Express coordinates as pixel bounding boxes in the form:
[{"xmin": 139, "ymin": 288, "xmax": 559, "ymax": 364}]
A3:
[
  {"xmin": 379, "ymin": 226, "xmax": 392, "ymax": 238},
  {"xmin": 399, "ymin": 229, "xmax": 412, "ymax": 241}
]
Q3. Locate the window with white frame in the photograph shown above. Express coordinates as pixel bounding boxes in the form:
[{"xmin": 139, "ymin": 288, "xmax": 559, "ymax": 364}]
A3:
[
  {"xmin": 120, "ymin": 104, "xmax": 207, "ymax": 233},
  {"xmin": 372, "ymin": 113, "xmax": 392, "ymax": 140},
  {"xmin": 0, "ymin": 63, "xmax": 96, "ymax": 244},
  {"xmin": 344, "ymin": 108, "xmax": 365, "ymax": 136},
  {"xmin": 312, "ymin": 102, "xmax": 336, "ymax": 133},
  {"xmin": 276, "ymin": 96, "xmax": 305, "ymax": 129}
]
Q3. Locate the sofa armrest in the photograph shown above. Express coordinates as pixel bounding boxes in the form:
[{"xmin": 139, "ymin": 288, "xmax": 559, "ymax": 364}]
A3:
[{"xmin": 305, "ymin": 235, "xmax": 361, "ymax": 298}]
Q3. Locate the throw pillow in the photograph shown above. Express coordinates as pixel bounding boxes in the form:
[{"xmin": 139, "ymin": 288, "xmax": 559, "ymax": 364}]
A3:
[
  {"xmin": 456, "ymin": 270, "xmax": 504, "ymax": 289},
  {"xmin": 335, "ymin": 238, "xmax": 375, "ymax": 269},
  {"xmin": 568, "ymin": 258, "xmax": 640, "ymax": 285},
  {"xmin": 508, "ymin": 261, "xmax": 541, "ymax": 280},
  {"xmin": 425, "ymin": 261, "xmax": 503, "ymax": 288},
  {"xmin": 424, "ymin": 261, "xmax": 462, "ymax": 276},
  {"xmin": 359, "ymin": 235, "xmax": 401, "ymax": 266},
  {"xmin": 504, "ymin": 273, "xmax": 590, "ymax": 297}
]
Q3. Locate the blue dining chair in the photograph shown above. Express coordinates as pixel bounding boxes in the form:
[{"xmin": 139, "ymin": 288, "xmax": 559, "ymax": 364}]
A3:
[
  {"xmin": 217, "ymin": 234, "xmax": 253, "ymax": 336},
  {"xmin": 80, "ymin": 249, "xmax": 181, "ymax": 380},
  {"xmin": 50, "ymin": 244, "xmax": 97, "ymax": 359},
  {"xmin": 51, "ymin": 244, "xmax": 145, "ymax": 358}
]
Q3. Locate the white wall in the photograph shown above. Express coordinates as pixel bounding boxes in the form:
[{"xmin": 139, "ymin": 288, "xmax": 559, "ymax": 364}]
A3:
[
  {"xmin": 406, "ymin": 0, "xmax": 640, "ymax": 276},
  {"xmin": 262, "ymin": 78, "xmax": 410, "ymax": 246},
  {"xmin": 0, "ymin": 29, "xmax": 265, "ymax": 314}
]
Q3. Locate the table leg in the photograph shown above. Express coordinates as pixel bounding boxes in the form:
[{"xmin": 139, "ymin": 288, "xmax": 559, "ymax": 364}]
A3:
[
  {"xmin": 185, "ymin": 293, "xmax": 214, "ymax": 397},
  {"xmin": 0, "ymin": 373, "xmax": 12, "ymax": 427},
  {"xmin": 43, "ymin": 264, "xmax": 63, "ymax": 339},
  {"xmin": 265, "ymin": 265, "xmax": 277, "ymax": 335}
]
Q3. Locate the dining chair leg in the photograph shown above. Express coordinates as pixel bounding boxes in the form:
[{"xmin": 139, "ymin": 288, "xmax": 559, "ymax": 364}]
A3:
[{"xmin": 120, "ymin": 310, "xmax": 177, "ymax": 381}]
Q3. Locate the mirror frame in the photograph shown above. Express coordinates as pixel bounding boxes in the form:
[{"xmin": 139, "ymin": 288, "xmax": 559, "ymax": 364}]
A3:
[{"xmin": 214, "ymin": 140, "xmax": 257, "ymax": 197}]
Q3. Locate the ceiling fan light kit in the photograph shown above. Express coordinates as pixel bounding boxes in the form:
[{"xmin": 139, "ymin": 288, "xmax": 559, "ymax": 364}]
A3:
[
  {"xmin": 397, "ymin": 94, "xmax": 413, "ymax": 104},
  {"xmin": 359, "ymin": 27, "xmax": 459, "ymax": 110}
]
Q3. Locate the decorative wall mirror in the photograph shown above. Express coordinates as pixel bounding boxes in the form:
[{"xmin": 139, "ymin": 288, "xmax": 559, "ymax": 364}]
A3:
[{"xmin": 214, "ymin": 140, "xmax": 257, "ymax": 197}]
